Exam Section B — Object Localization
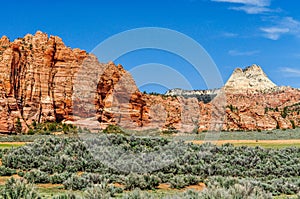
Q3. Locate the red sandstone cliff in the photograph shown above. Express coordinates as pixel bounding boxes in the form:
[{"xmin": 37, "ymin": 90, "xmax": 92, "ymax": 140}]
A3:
[{"xmin": 0, "ymin": 32, "xmax": 299, "ymax": 133}]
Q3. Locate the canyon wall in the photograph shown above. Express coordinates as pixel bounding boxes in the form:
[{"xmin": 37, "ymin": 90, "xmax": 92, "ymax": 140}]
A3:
[{"xmin": 0, "ymin": 32, "xmax": 299, "ymax": 133}]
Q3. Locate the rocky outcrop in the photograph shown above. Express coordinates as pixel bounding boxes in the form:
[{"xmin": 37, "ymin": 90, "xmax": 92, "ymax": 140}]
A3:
[
  {"xmin": 166, "ymin": 65, "xmax": 300, "ymax": 131},
  {"xmin": 224, "ymin": 64, "xmax": 276, "ymax": 93},
  {"xmin": 0, "ymin": 32, "xmax": 299, "ymax": 133},
  {"xmin": 0, "ymin": 31, "xmax": 88, "ymax": 133},
  {"xmin": 222, "ymin": 65, "xmax": 300, "ymax": 130},
  {"xmin": 0, "ymin": 32, "xmax": 205, "ymax": 133},
  {"xmin": 224, "ymin": 87, "xmax": 300, "ymax": 130},
  {"xmin": 165, "ymin": 88, "xmax": 221, "ymax": 103}
]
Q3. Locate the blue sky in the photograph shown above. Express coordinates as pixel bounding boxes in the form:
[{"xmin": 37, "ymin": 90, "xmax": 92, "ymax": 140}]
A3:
[{"xmin": 1, "ymin": 0, "xmax": 300, "ymax": 92}]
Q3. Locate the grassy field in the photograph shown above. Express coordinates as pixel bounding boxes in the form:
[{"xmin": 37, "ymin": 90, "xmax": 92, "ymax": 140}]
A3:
[
  {"xmin": 231, "ymin": 142, "xmax": 300, "ymax": 148},
  {"xmin": 173, "ymin": 128, "xmax": 300, "ymax": 141},
  {"xmin": 0, "ymin": 142, "xmax": 27, "ymax": 149}
]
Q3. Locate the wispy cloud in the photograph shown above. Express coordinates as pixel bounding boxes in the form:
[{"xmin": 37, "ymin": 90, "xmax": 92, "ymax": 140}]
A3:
[
  {"xmin": 211, "ymin": 0, "xmax": 272, "ymax": 14},
  {"xmin": 230, "ymin": 5, "xmax": 272, "ymax": 14},
  {"xmin": 212, "ymin": 0, "xmax": 300, "ymax": 40},
  {"xmin": 212, "ymin": 0, "xmax": 270, "ymax": 7},
  {"xmin": 260, "ymin": 27, "xmax": 289, "ymax": 40},
  {"xmin": 222, "ymin": 32, "xmax": 239, "ymax": 38},
  {"xmin": 280, "ymin": 67, "xmax": 300, "ymax": 77},
  {"xmin": 228, "ymin": 50, "xmax": 260, "ymax": 56},
  {"xmin": 260, "ymin": 17, "xmax": 300, "ymax": 40}
]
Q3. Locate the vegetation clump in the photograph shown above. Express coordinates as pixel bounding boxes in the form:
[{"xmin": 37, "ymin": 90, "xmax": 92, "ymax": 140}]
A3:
[{"xmin": 0, "ymin": 134, "xmax": 299, "ymax": 197}]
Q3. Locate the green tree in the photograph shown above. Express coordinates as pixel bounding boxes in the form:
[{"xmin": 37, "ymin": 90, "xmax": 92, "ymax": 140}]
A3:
[{"xmin": 15, "ymin": 118, "xmax": 22, "ymax": 134}]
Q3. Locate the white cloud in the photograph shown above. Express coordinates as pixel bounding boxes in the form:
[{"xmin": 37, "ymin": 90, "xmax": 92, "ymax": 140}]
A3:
[
  {"xmin": 211, "ymin": 0, "xmax": 272, "ymax": 14},
  {"xmin": 228, "ymin": 50, "xmax": 260, "ymax": 56},
  {"xmin": 280, "ymin": 67, "xmax": 300, "ymax": 77},
  {"xmin": 230, "ymin": 5, "xmax": 272, "ymax": 14},
  {"xmin": 260, "ymin": 27, "xmax": 289, "ymax": 40},
  {"xmin": 260, "ymin": 17, "xmax": 300, "ymax": 40},
  {"xmin": 222, "ymin": 32, "xmax": 239, "ymax": 38},
  {"xmin": 212, "ymin": 0, "xmax": 270, "ymax": 7}
]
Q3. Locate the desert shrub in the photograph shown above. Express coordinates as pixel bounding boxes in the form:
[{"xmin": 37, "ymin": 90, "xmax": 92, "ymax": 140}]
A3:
[
  {"xmin": 205, "ymin": 176, "xmax": 239, "ymax": 189},
  {"xmin": 63, "ymin": 174, "xmax": 89, "ymax": 190},
  {"xmin": 50, "ymin": 172, "xmax": 72, "ymax": 184},
  {"xmin": 0, "ymin": 166, "xmax": 17, "ymax": 176},
  {"xmin": 52, "ymin": 193, "xmax": 79, "ymax": 199},
  {"xmin": 142, "ymin": 174, "xmax": 161, "ymax": 190},
  {"xmin": 0, "ymin": 177, "xmax": 40, "ymax": 199},
  {"xmin": 180, "ymin": 189, "xmax": 202, "ymax": 199},
  {"xmin": 290, "ymin": 120, "xmax": 296, "ymax": 129},
  {"xmin": 24, "ymin": 169, "xmax": 50, "ymax": 183},
  {"xmin": 80, "ymin": 173, "xmax": 121, "ymax": 185},
  {"xmin": 156, "ymin": 172, "xmax": 174, "ymax": 183},
  {"xmin": 28, "ymin": 122, "xmax": 78, "ymax": 135},
  {"xmin": 15, "ymin": 118, "xmax": 22, "ymax": 134},
  {"xmin": 124, "ymin": 173, "xmax": 145, "ymax": 190},
  {"xmin": 198, "ymin": 183, "xmax": 272, "ymax": 199},
  {"xmin": 103, "ymin": 125, "xmax": 126, "ymax": 134},
  {"xmin": 263, "ymin": 177, "xmax": 300, "ymax": 195},
  {"xmin": 121, "ymin": 188, "xmax": 156, "ymax": 199},
  {"xmin": 124, "ymin": 173, "xmax": 160, "ymax": 190},
  {"xmin": 17, "ymin": 171, "xmax": 25, "ymax": 177},
  {"xmin": 84, "ymin": 180, "xmax": 123, "ymax": 199},
  {"xmin": 0, "ymin": 148, "xmax": 9, "ymax": 158},
  {"xmin": 162, "ymin": 126, "xmax": 178, "ymax": 134},
  {"xmin": 170, "ymin": 175, "xmax": 187, "ymax": 189},
  {"xmin": 228, "ymin": 183, "xmax": 272, "ymax": 199},
  {"xmin": 1, "ymin": 134, "xmax": 300, "ymax": 196}
]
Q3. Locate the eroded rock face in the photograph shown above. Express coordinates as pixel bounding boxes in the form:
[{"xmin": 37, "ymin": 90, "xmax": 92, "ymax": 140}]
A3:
[
  {"xmin": 0, "ymin": 32, "xmax": 299, "ymax": 133},
  {"xmin": 0, "ymin": 32, "xmax": 201, "ymax": 133},
  {"xmin": 0, "ymin": 31, "xmax": 89, "ymax": 132},
  {"xmin": 224, "ymin": 87, "xmax": 300, "ymax": 130},
  {"xmin": 224, "ymin": 64, "xmax": 276, "ymax": 93}
]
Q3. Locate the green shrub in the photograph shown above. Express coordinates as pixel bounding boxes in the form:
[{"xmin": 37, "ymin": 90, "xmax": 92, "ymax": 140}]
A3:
[
  {"xmin": 0, "ymin": 166, "xmax": 17, "ymax": 176},
  {"xmin": 0, "ymin": 177, "xmax": 40, "ymax": 199},
  {"xmin": 15, "ymin": 118, "xmax": 22, "ymax": 134},
  {"xmin": 121, "ymin": 189, "xmax": 156, "ymax": 199},
  {"xmin": 52, "ymin": 193, "xmax": 79, "ymax": 199},
  {"xmin": 124, "ymin": 173, "xmax": 160, "ymax": 190},
  {"xmin": 63, "ymin": 174, "xmax": 89, "ymax": 190},
  {"xmin": 2, "ymin": 134, "xmax": 300, "ymax": 196},
  {"xmin": 290, "ymin": 120, "xmax": 296, "ymax": 129},
  {"xmin": 84, "ymin": 180, "xmax": 123, "ymax": 199},
  {"xmin": 103, "ymin": 125, "xmax": 125, "ymax": 134},
  {"xmin": 17, "ymin": 171, "xmax": 25, "ymax": 177},
  {"xmin": 162, "ymin": 126, "xmax": 179, "ymax": 134},
  {"xmin": 198, "ymin": 183, "xmax": 272, "ymax": 199},
  {"xmin": 170, "ymin": 175, "xmax": 187, "ymax": 189},
  {"xmin": 50, "ymin": 172, "xmax": 72, "ymax": 184},
  {"xmin": 24, "ymin": 169, "xmax": 50, "ymax": 183}
]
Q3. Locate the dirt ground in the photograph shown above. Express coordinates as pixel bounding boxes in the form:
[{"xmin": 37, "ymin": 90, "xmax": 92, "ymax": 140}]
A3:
[{"xmin": 157, "ymin": 182, "xmax": 206, "ymax": 191}]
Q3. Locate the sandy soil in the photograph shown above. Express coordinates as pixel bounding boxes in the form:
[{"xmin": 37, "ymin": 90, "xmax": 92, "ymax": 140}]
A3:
[
  {"xmin": 157, "ymin": 182, "xmax": 206, "ymax": 191},
  {"xmin": 0, "ymin": 174, "xmax": 21, "ymax": 185},
  {"xmin": 37, "ymin": 183, "xmax": 63, "ymax": 188}
]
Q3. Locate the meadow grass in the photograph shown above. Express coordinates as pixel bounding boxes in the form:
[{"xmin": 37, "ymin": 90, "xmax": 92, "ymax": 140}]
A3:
[
  {"xmin": 0, "ymin": 143, "xmax": 26, "ymax": 149},
  {"xmin": 231, "ymin": 142, "xmax": 300, "ymax": 148}
]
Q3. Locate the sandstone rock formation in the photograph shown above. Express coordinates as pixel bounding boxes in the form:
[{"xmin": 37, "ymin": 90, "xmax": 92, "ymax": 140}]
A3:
[
  {"xmin": 0, "ymin": 31, "xmax": 204, "ymax": 133},
  {"xmin": 0, "ymin": 32, "xmax": 299, "ymax": 133},
  {"xmin": 0, "ymin": 31, "xmax": 87, "ymax": 132},
  {"xmin": 224, "ymin": 64, "xmax": 276, "ymax": 93},
  {"xmin": 165, "ymin": 88, "xmax": 221, "ymax": 103}
]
